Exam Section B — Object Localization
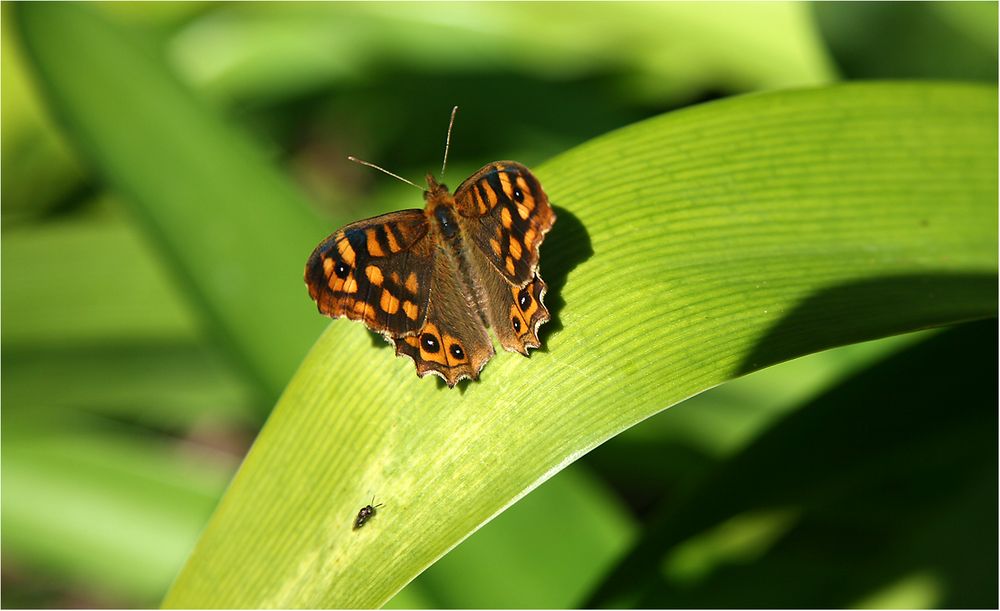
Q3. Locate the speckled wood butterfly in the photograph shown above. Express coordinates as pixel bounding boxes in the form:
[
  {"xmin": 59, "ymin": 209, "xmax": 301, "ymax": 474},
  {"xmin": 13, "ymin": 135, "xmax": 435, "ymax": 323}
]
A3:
[{"xmin": 305, "ymin": 108, "xmax": 556, "ymax": 387}]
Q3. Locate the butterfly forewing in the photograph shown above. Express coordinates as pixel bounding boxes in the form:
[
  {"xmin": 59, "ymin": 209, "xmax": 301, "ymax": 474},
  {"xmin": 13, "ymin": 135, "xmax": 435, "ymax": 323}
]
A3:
[
  {"xmin": 305, "ymin": 210, "xmax": 434, "ymax": 337},
  {"xmin": 453, "ymin": 161, "xmax": 556, "ymax": 286}
]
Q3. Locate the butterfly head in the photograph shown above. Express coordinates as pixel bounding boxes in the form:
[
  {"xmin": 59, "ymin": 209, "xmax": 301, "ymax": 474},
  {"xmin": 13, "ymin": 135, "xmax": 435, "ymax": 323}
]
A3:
[{"xmin": 424, "ymin": 173, "xmax": 449, "ymax": 200}]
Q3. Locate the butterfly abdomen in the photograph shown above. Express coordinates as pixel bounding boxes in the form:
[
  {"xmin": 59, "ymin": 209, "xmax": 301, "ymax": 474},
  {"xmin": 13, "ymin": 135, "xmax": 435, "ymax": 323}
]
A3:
[{"xmin": 427, "ymin": 200, "xmax": 491, "ymax": 327}]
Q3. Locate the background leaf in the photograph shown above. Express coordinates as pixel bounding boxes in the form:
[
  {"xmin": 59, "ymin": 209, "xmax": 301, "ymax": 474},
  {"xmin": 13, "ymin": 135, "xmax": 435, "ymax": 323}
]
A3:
[
  {"xmin": 168, "ymin": 2, "xmax": 835, "ymax": 108},
  {"xmin": 14, "ymin": 2, "xmax": 326, "ymax": 401},
  {"xmin": 2, "ymin": 411, "xmax": 236, "ymax": 603},
  {"xmin": 585, "ymin": 320, "xmax": 997, "ymax": 608}
]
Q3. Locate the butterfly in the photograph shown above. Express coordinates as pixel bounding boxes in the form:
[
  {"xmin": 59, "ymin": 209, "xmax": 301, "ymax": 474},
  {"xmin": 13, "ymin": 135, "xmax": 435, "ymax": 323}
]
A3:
[{"xmin": 305, "ymin": 108, "xmax": 556, "ymax": 387}]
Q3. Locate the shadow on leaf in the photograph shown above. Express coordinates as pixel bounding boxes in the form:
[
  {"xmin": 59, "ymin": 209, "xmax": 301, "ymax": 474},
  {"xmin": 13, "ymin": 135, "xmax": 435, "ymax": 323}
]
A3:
[{"xmin": 584, "ymin": 319, "xmax": 998, "ymax": 608}]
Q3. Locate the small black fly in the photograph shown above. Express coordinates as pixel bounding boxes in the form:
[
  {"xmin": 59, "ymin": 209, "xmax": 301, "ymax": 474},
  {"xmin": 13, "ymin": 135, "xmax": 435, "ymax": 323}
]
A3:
[{"xmin": 353, "ymin": 497, "xmax": 384, "ymax": 530}]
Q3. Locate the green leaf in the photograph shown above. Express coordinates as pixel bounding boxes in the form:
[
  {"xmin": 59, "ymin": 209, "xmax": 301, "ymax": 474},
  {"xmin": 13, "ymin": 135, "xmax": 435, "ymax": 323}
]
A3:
[
  {"xmin": 582, "ymin": 332, "xmax": 929, "ymax": 510},
  {"xmin": 814, "ymin": 2, "xmax": 998, "ymax": 82},
  {"xmin": 393, "ymin": 334, "xmax": 922, "ymax": 607},
  {"xmin": 387, "ymin": 465, "xmax": 636, "ymax": 608},
  {"xmin": 15, "ymin": 3, "xmax": 327, "ymax": 400},
  {"xmin": 1, "ymin": 201, "xmax": 257, "ymax": 429},
  {"xmin": 585, "ymin": 320, "xmax": 997, "ymax": 608},
  {"xmin": 164, "ymin": 82, "xmax": 996, "ymax": 608},
  {"xmin": 1, "ymin": 202, "xmax": 198, "ymax": 348},
  {"xmin": 169, "ymin": 3, "xmax": 834, "ymax": 107},
  {"xmin": 1, "ymin": 4, "xmax": 88, "ymax": 222},
  {"xmin": 2, "ymin": 411, "xmax": 236, "ymax": 604}
]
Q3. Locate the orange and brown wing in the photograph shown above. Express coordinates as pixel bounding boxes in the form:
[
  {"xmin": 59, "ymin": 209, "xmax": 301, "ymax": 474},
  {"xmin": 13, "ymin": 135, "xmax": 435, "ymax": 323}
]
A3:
[
  {"xmin": 452, "ymin": 161, "xmax": 556, "ymax": 286},
  {"xmin": 305, "ymin": 210, "xmax": 433, "ymax": 337},
  {"xmin": 392, "ymin": 248, "xmax": 495, "ymax": 387}
]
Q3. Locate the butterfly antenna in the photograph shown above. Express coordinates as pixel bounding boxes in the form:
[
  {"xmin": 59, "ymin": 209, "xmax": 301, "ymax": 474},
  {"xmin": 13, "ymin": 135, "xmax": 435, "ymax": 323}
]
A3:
[
  {"xmin": 441, "ymin": 105, "xmax": 458, "ymax": 179},
  {"xmin": 348, "ymin": 156, "xmax": 423, "ymax": 191}
]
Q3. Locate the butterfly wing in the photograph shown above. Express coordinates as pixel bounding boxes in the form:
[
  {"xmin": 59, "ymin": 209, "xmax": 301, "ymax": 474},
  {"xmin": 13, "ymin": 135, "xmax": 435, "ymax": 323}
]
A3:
[
  {"xmin": 452, "ymin": 161, "xmax": 556, "ymax": 287},
  {"xmin": 393, "ymin": 246, "xmax": 495, "ymax": 387},
  {"xmin": 462, "ymin": 234, "xmax": 551, "ymax": 355},
  {"xmin": 305, "ymin": 210, "xmax": 433, "ymax": 337}
]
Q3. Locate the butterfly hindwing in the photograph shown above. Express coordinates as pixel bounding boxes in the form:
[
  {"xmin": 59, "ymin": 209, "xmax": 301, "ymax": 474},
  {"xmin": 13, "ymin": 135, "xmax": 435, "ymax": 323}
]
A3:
[
  {"xmin": 453, "ymin": 161, "xmax": 556, "ymax": 286},
  {"xmin": 393, "ymin": 249, "xmax": 495, "ymax": 386},
  {"xmin": 462, "ymin": 238, "xmax": 550, "ymax": 355},
  {"xmin": 305, "ymin": 210, "xmax": 434, "ymax": 337}
]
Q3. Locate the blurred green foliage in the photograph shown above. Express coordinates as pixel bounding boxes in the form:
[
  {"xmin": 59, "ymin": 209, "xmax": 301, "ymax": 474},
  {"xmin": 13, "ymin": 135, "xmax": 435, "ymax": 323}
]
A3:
[{"xmin": 1, "ymin": 2, "xmax": 996, "ymax": 608}]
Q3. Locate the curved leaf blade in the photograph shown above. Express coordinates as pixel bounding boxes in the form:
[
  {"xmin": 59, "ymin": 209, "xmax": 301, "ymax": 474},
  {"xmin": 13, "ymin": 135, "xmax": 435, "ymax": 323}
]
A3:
[{"xmin": 164, "ymin": 82, "xmax": 997, "ymax": 608}]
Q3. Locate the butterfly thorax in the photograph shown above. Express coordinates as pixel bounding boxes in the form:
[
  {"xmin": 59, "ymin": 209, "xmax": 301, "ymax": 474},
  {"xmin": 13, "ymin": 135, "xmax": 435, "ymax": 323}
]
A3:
[{"xmin": 422, "ymin": 175, "xmax": 458, "ymax": 242}]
